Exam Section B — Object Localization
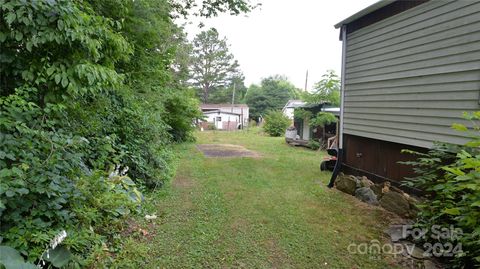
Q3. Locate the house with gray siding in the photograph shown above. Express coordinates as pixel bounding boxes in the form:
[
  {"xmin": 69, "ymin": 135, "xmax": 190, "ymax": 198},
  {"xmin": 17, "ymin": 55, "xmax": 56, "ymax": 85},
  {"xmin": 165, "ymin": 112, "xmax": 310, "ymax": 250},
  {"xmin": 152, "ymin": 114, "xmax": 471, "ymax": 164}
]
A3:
[{"xmin": 330, "ymin": 0, "xmax": 480, "ymax": 187}]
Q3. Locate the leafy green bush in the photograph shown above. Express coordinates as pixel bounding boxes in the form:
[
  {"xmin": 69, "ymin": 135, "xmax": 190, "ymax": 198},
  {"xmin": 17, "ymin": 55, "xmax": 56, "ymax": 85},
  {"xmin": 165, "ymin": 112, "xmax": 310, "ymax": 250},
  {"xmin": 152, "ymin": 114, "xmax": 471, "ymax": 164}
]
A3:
[
  {"xmin": 0, "ymin": 0, "xmax": 169, "ymax": 264},
  {"xmin": 403, "ymin": 112, "xmax": 480, "ymax": 268},
  {"xmin": 309, "ymin": 112, "xmax": 337, "ymax": 128},
  {"xmin": 307, "ymin": 139, "xmax": 321, "ymax": 150},
  {"xmin": 0, "ymin": 0, "xmax": 251, "ymax": 265},
  {"xmin": 263, "ymin": 110, "xmax": 290, "ymax": 137}
]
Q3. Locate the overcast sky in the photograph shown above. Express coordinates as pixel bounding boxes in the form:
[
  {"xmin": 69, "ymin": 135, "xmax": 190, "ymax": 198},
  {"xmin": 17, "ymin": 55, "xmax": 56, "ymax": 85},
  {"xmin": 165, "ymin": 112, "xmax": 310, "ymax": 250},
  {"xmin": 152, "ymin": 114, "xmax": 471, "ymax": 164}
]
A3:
[{"xmin": 182, "ymin": 0, "xmax": 379, "ymax": 91}]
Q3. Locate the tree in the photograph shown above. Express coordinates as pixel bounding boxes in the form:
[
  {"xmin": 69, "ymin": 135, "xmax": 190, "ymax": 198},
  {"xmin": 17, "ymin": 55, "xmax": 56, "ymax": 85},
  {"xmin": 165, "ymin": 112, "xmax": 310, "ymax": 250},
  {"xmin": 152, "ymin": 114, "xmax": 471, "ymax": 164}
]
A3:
[
  {"xmin": 189, "ymin": 28, "xmax": 241, "ymax": 103},
  {"xmin": 209, "ymin": 74, "xmax": 247, "ymax": 104},
  {"xmin": 0, "ymin": 0, "xmax": 247, "ymax": 263},
  {"xmin": 301, "ymin": 70, "xmax": 340, "ymax": 106},
  {"xmin": 245, "ymin": 75, "xmax": 299, "ymax": 120}
]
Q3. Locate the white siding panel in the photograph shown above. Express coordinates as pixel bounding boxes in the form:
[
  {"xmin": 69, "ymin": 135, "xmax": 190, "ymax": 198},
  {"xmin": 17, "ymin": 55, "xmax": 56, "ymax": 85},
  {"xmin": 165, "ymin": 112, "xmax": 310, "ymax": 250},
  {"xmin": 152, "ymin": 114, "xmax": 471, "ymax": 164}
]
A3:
[{"xmin": 343, "ymin": 0, "xmax": 480, "ymax": 147}]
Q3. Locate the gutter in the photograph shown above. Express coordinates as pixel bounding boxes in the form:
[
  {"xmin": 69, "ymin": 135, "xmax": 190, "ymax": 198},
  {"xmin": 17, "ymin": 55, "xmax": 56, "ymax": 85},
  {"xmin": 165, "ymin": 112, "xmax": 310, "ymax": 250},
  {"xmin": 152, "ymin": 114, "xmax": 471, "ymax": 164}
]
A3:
[{"xmin": 328, "ymin": 25, "xmax": 347, "ymax": 188}]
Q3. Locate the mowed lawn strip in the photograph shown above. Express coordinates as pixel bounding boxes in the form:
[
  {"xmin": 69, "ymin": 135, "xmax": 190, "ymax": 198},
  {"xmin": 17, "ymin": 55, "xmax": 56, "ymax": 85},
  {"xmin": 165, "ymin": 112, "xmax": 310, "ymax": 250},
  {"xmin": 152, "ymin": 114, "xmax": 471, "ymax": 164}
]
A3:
[{"xmin": 111, "ymin": 128, "xmax": 400, "ymax": 268}]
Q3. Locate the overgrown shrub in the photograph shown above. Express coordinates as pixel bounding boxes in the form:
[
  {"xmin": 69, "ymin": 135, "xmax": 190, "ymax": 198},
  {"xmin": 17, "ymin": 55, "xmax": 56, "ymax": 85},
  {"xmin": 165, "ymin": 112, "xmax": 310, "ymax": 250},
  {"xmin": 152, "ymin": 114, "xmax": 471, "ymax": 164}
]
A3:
[
  {"xmin": 0, "ymin": 0, "xmax": 249, "ymax": 265},
  {"xmin": 403, "ymin": 112, "xmax": 480, "ymax": 268},
  {"xmin": 307, "ymin": 139, "xmax": 321, "ymax": 150},
  {"xmin": 0, "ymin": 0, "xmax": 181, "ymax": 264},
  {"xmin": 263, "ymin": 110, "xmax": 290, "ymax": 137},
  {"xmin": 309, "ymin": 112, "xmax": 337, "ymax": 128}
]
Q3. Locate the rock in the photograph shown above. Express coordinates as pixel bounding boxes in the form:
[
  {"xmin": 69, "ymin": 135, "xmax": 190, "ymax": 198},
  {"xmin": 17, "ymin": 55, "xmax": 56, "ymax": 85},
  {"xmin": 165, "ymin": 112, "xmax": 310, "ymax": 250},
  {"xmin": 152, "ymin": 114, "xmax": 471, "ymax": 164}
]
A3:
[
  {"xmin": 424, "ymin": 260, "xmax": 438, "ymax": 269},
  {"xmin": 384, "ymin": 225, "xmax": 404, "ymax": 242},
  {"xmin": 390, "ymin": 184, "xmax": 404, "ymax": 194},
  {"xmin": 360, "ymin": 176, "xmax": 374, "ymax": 188},
  {"xmin": 335, "ymin": 173, "xmax": 358, "ymax": 195},
  {"xmin": 379, "ymin": 191, "xmax": 411, "ymax": 217},
  {"xmin": 355, "ymin": 187, "xmax": 378, "ymax": 205},
  {"xmin": 405, "ymin": 244, "xmax": 428, "ymax": 260},
  {"xmin": 382, "ymin": 181, "xmax": 391, "ymax": 193},
  {"xmin": 371, "ymin": 183, "xmax": 384, "ymax": 199}
]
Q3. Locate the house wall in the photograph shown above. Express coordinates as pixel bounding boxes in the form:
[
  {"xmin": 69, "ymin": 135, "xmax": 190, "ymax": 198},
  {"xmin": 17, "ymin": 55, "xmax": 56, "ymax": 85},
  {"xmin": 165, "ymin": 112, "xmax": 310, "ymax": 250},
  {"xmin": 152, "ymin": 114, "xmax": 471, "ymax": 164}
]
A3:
[
  {"xmin": 218, "ymin": 107, "xmax": 249, "ymax": 126},
  {"xmin": 343, "ymin": 134, "xmax": 425, "ymax": 185},
  {"xmin": 283, "ymin": 107, "xmax": 294, "ymax": 120},
  {"xmin": 343, "ymin": 0, "xmax": 480, "ymax": 149},
  {"xmin": 203, "ymin": 112, "xmax": 240, "ymax": 130},
  {"xmin": 302, "ymin": 117, "xmax": 310, "ymax": 140}
]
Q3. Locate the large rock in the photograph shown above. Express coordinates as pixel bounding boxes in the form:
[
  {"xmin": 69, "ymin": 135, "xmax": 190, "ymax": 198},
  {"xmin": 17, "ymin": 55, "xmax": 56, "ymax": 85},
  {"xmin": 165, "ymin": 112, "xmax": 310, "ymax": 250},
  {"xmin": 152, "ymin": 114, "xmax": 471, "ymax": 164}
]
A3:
[
  {"xmin": 360, "ymin": 176, "xmax": 374, "ymax": 188},
  {"xmin": 379, "ymin": 191, "xmax": 411, "ymax": 217},
  {"xmin": 355, "ymin": 187, "xmax": 378, "ymax": 205},
  {"xmin": 335, "ymin": 174, "xmax": 358, "ymax": 195},
  {"xmin": 371, "ymin": 183, "xmax": 384, "ymax": 199}
]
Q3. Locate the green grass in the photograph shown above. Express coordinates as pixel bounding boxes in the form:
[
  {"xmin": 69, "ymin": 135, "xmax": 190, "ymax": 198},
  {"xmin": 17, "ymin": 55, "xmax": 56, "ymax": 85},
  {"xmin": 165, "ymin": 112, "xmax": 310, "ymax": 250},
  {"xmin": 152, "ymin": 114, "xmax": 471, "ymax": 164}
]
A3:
[{"xmin": 108, "ymin": 128, "xmax": 399, "ymax": 268}]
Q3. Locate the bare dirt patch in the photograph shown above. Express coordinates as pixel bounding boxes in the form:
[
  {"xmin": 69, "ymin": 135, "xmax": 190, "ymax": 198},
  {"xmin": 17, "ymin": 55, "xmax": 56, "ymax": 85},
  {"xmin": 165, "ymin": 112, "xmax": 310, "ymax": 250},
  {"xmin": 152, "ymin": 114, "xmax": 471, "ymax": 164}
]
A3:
[
  {"xmin": 196, "ymin": 144, "xmax": 260, "ymax": 158},
  {"xmin": 172, "ymin": 175, "xmax": 195, "ymax": 189}
]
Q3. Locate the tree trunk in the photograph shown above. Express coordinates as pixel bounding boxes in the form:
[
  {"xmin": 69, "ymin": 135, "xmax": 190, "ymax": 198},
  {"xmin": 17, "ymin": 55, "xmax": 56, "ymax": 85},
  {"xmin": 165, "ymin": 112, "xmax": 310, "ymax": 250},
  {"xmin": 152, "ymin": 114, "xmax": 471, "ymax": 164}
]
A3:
[{"xmin": 203, "ymin": 84, "xmax": 209, "ymax": 103}]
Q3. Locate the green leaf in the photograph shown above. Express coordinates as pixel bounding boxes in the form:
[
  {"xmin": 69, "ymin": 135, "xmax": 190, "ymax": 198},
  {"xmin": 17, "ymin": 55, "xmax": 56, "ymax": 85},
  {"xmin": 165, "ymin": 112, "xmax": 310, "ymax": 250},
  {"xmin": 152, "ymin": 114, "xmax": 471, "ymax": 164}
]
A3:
[
  {"xmin": 61, "ymin": 77, "xmax": 69, "ymax": 88},
  {"xmin": 121, "ymin": 177, "xmax": 135, "ymax": 186},
  {"xmin": 5, "ymin": 190, "xmax": 15, "ymax": 198},
  {"xmin": 443, "ymin": 208, "xmax": 461, "ymax": 215},
  {"xmin": 0, "ymin": 32, "xmax": 6, "ymax": 42},
  {"xmin": 1, "ymin": 261, "xmax": 38, "ymax": 269},
  {"xmin": 442, "ymin": 166, "xmax": 465, "ymax": 176},
  {"xmin": 5, "ymin": 13, "xmax": 15, "ymax": 25},
  {"xmin": 54, "ymin": 74, "xmax": 61, "ymax": 84},
  {"xmin": 46, "ymin": 67, "xmax": 55, "ymax": 76},
  {"xmin": 0, "ymin": 246, "xmax": 23, "ymax": 263},
  {"xmin": 43, "ymin": 246, "xmax": 72, "ymax": 268},
  {"xmin": 451, "ymin": 123, "xmax": 468, "ymax": 132},
  {"xmin": 25, "ymin": 42, "xmax": 32, "ymax": 52},
  {"xmin": 14, "ymin": 32, "xmax": 23, "ymax": 42}
]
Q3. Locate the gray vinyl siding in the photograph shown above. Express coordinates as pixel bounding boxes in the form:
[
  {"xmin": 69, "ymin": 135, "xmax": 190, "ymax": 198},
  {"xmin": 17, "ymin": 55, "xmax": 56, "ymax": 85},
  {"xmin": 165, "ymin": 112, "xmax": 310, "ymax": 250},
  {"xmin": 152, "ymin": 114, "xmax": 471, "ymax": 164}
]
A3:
[{"xmin": 344, "ymin": 0, "xmax": 480, "ymax": 148}]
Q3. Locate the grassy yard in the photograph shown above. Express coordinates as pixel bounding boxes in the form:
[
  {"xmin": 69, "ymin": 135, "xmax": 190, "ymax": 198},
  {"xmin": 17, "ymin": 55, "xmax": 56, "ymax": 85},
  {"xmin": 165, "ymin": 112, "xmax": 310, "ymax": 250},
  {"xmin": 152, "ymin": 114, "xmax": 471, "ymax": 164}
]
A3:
[{"xmin": 109, "ymin": 128, "xmax": 399, "ymax": 268}]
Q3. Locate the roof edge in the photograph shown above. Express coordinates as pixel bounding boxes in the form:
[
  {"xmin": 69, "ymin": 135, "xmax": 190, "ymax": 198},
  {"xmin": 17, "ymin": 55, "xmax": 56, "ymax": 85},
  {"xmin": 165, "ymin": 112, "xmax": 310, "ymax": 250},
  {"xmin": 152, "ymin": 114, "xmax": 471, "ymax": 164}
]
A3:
[{"xmin": 334, "ymin": 0, "xmax": 395, "ymax": 28}]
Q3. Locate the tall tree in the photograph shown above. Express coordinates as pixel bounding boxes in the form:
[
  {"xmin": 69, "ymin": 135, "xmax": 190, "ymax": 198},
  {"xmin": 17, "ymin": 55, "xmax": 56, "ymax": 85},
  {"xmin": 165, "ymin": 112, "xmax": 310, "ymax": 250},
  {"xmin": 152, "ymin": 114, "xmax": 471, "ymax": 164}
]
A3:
[
  {"xmin": 190, "ymin": 28, "xmax": 240, "ymax": 103},
  {"xmin": 301, "ymin": 70, "xmax": 340, "ymax": 106},
  {"xmin": 209, "ymin": 74, "xmax": 247, "ymax": 104},
  {"xmin": 245, "ymin": 75, "xmax": 299, "ymax": 120}
]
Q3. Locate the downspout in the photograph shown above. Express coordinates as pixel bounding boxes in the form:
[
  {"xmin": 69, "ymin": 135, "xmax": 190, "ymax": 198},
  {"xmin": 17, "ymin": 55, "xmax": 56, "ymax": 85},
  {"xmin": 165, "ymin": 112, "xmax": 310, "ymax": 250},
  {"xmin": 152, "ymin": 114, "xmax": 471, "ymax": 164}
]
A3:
[{"xmin": 328, "ymin": 25, "xmax": 347, "ymax": 188}]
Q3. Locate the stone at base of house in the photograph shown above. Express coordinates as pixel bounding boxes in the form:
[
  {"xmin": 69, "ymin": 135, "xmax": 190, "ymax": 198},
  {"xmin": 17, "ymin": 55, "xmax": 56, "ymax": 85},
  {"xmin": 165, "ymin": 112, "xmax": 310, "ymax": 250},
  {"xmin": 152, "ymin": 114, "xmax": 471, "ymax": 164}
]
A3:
[
  {"xmin": 384, "ymin": 225, "xmax": 444, "ymax": 269},
  {"xmin": 379, "ymin": 191, "xmax": 412, "ymax": 218},
  {"xmin": 355, "ymin": 187, "xmax": 378, "ymax": 205},
  {"xmin": 360, "ymin": 176, "xmax": 374, "ymax": 188},
  {"xmin": 370, "ymin": 183, "xmax": 384, "ymax": 199},
  {"xmin": 334, "ymin": 173, "xmax": 358, "ymax": 195},
  {"xmin": 334, "ymin": 173, "xmax": 418, "ymax": 218}
]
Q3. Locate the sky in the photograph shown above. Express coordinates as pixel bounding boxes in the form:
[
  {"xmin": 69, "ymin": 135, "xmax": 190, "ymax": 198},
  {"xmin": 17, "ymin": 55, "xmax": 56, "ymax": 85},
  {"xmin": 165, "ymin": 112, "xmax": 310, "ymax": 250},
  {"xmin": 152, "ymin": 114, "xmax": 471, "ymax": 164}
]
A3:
[{"xmin": 182, "ymin": 0, "xmax": 379, "ymax": 91}]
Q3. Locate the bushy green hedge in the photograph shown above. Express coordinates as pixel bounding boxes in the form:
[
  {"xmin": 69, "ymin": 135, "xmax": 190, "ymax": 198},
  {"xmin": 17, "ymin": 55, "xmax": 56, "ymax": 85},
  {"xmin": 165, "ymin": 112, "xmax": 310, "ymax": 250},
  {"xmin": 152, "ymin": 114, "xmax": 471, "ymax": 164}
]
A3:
[
  {"xmin": 403, "ymin": 112, "xmax": 480, "ymax": 268},
  {"xmin": 0, "ymin": 0, "xmax": 199, "ymax": 266},
  {"xmin": 263, "ymin": 110, "xmax": 290, "ymax": 137}
]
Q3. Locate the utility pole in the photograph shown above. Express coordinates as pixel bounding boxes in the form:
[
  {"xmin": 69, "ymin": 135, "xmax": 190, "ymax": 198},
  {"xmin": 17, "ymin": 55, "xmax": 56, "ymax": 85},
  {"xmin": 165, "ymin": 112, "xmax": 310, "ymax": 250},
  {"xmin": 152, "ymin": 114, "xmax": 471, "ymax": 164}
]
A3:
[
  {"xmin": 304, "ymin": 69, "xmax": 309, "ymax": 92},
  {"xmin": 231, "ymin": 82, "xmax": 236, "ymax": 112},
  {"xmin": 231, "ymin": 82, "xmax": 236, "ymax": 131}
]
